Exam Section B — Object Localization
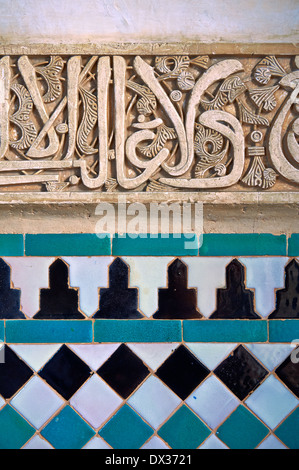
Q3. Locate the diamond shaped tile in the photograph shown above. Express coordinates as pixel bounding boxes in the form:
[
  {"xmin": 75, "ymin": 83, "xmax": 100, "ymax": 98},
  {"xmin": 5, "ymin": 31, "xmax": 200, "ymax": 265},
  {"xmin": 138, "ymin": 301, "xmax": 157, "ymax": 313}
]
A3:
[
  {"xmin": 97, "ymin": 344, "xmax": 150, "ymax": 399},
  {"xmin": 214, "ymin": 345, "xmax": 268, "ymax": 400},
  {"xmin": 9, "ymin": 344, "xmax": 62, "ymax": 372},
  {"xmin": 99, "ymin": 404, "xmax": 153, "ymax": 449},
  {"xmin": 38, "ymin": 345, "xmax": 91, "ymax": 400},
  {"xmin": 186, "ymin": 375, "xmax": 239, "ymax": 429},
  {"xmin": 246, "ymin": 343, "xmax": 295, "ymax": 371},
  {"xmin": 68, "ymin": 344, "xmax": 120, "ymax": 370},
  {"xmin": 257, "ymin": 435, "xmax": 287, "ymax": 449},
  {"xmin": 128, "ymin": 376, "xmax": 181, "ymax": 429},
  {"xmin": 127, "ymin": 343, "xmax": 179, "ymax": 371},
  {"xmin": 23, "ymin": 434, "xmax": 54, "ymax": 449},
  {"xmin": 41, "ymin": 405, "xmax": 95, "ymax": 449},
  {"xmin": 0, "ymin": 405, "xmax": 35, "ymax": 449},
  {"xmin": 186, "ymin": 343, "xmax": 237, "ymax": 370},
  {"xmin": 158, "ymin": 405, "xmax": 210, "ymax": 449},
  {"xmin": 0, "ymin": 345, "xmax": 33, "ymax": 398},
  {"xmin": 274, "ymin": 407, "xmax": 299, "ymax": 449},
  {"xmin": 0, "ymin": 395, "xmax": 5, "ymax": 409},
  {"xmin": 199, "ymin": 434, "xmax": 228, "ymax": 449},
  {"xmin": 141, "ymin": 436, "xmax": 170, "ymax": 449},
  {"xmin": 276, "ymin": 354, "xmax": 299, "ymax": 398},
  {"xmin": 156, "ymin": 345, "xmax": 210, "ymax": 400},
  {"xmin": 83, "ymin": 436, "xmax": 111, "ymax": 449},
  {"xmin": 216, "ymin": 405, "xmax": 269, "ymax": 449},
  {"xmin": 70, "ymin": 375, "xmax": 123, "ymax": 429},
  {"xmin": 10, "ymin": 376, "xmax": 64, "ymax": 429},
  {"xmin": 245, "ymin": 375, "xmax": 298, "ymax": 429}
]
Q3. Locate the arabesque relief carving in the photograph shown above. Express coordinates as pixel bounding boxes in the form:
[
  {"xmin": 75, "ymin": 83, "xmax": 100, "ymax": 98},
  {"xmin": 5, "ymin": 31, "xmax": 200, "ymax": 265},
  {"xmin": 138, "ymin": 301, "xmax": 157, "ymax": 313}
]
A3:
[{"xmin": 0, "ymin": 53, "xmax": 298, "ymax": 193}]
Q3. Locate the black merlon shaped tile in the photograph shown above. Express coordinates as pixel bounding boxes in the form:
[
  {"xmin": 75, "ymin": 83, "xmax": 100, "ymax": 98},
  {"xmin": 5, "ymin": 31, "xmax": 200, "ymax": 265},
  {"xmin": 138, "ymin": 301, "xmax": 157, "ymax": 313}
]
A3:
[
  {"xmin": 0, "ymin": 258, "xmax": 25, "ymax": 319},
  {"xmin": 155, "ymin": 345, "xmax": 209, "ymax": 399},
  {"xmin": 275, "ymin": 354, "xmax": 299, "ymax": 397},
  {"xmin": 269, "ymin": 259, "xmax": 299, "ymax": 318},
  {"xmin": 153, "ymin": 258, "xmax": 201, "ymax": 319},
  {"xmin": 97, "ymin": 344, "xmax": 150, "ymax": 399},
  {"xmin": 0, "ymin": 345, "xmax": 33, "ymax": 398},
  {"xmin": 210, "ymin": 259, "xmax": 260, "ymax": 319},
  {"xmin": 34, "ymin": 258, "xmax": 85, "ymax": 319},
  {"xmin": 39, "ymin": 345, "xmax": 91, "ymax": 400},
  {"xmin": 93, "ymin": 258, "xmax": 143, "ymax": 319},
  {"xmin": 214, "ymin": 345, "xmax": 268, "ymax": 400}
]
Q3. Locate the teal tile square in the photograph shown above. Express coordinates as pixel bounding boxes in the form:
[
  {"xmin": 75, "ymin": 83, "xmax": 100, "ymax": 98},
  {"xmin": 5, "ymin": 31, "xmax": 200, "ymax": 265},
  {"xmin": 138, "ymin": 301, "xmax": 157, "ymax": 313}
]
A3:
[
  {"xmin": 183, "ymin": 320, "xmax": 267, "ymax": 342},
  {"xmin": 288, "ymin": 234, "xmax": 299, "ymax": 256},
  {"xmin": 269, "ymin": 320, "xmax": 299, "ymax": 342},
  {"xmin": 0, "ymin": 405, "xmax": 35, "ymax": 449},
  {"xmin": 6, "ymin": 320, "xmax": 93, "ymax": 343},
  {"xmin": 25, "ymin": 233, "xmax": 111, "ymax": 256},
  {"xmin": 275, "ymin": 407, "xmax": 299, "ymax": 449},
  {"xmin": 99, "ymin": 404, "xmax": 153, "ymax": 449},
  {"xmin": 0, "ymin": 234, "xmax": 24, "ymax": 256},
  {"xmin": 112, "ymin": 233, "xmax": 199, "ymax": 256},
  {"xmin": 158, "ymin": 405, "xmax": 210, "ymax": 449},
  {"xmin": 41, "ymin": 405, "xmax": 95, "ymax": 449},
  {"xmin": 216, "ymin": 405, "xmax": 269, "ymax": 449},
  {"xmin": 94, "ymin": 320, "xmax": 182, "ymax": 342},
  {"xmin": 199, "ymin": 234, "xmax": 286, "ymax": 256}
]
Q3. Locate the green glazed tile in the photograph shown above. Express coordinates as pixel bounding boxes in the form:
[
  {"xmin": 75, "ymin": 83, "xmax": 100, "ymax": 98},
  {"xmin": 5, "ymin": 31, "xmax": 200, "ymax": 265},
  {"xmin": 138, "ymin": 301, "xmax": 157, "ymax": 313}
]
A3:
[
  {"xmin": 158, "ymin": 405, "xmax": 210, "ymax": 449},
  {"xmin": 183, "ymin": 320, "xmax": 267, "ymax": 342},
  {"xmin": 25, "ymin": 233, "xmax": 111, "ymax": 256},
  {"xmin": 6, "ymin": 320, "xmax": 92, "ymax": 343},
  {"xmin": 216, "ymin": 405, "xmax": 269, "ymax": 449},
  {"xmin": 41, "ymin": 406, "xmax": 95, "ymax": 449},
  {"xmin": 288, "ymin": 234, "xmax": 299, "ymax": 256},
  {"xmin": 269, "ymin": 320, "xmax": 299, "ymax": 342},
  {"xmin": 0, "ymin": 405, "xmax": 35, "ymax": 449},
  {"xmin": 275, "ymin": 408, "xmax": 299, "ymax": 449},
  {"xmin": 94, "ymin": 320, "xmax": 182, "ymax": 342},
  {"xmin": 199, "ymin": 233, "xmax": 286, "ymax": 256},
  {"xmin": 112, "ymin": 233, "xmax": 199, "ymax": 256},
  {"xmin": 99, "ymin": 404, "xmax": 153, "ymax": 449},
  {"xmin": 0, "ymin": 234, "xmax": 24, "ymax": 256}
]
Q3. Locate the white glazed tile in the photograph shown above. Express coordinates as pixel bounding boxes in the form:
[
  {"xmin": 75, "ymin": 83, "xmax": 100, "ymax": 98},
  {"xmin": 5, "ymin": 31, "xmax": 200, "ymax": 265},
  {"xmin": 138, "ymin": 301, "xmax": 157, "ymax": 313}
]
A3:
[
  {"xmin": 0, "ymin": 395, "xmax": 5, "ymax": 409},
  {"xmin": 0, "ymin": 343, "xmax": 4, "ymax": 364},
  {"xmin": 63, "ymin": 257, "xmax": 113, "ymax": 316},
  {"xmin": 127, "ymin": 343, "xmax": 179, "ymax": 371},
  {"xmin": 239, "ymin": 257, "xmax": 288, "ymax": 317},
  {"xmin": 68, "ymin": 344, "xmax": 120, "ymax": 371},
  {"xmin": 185, "ymin": 343, "xmax": 237, "ymax": 370},
  {"xmin": 9, "ymin": 344, "xmax": 62, "ymax": 371},
  {"xmin": 186, "ymin": 375, "xmax": 239, "ymax": 429},
  {"xmin": 23, "ymin": 434, "xmax": 54, "ymax": 449},
  {"xmin": 245, "ymin": 375, "xmax": 298, "ymax": 429},
  {"xmin": 182, "ymin": 258, "xmax": 232, "ymax": 317},
  {"xmin": 199, "ymin": 434, "xmax": 228, "ymax": 449},
  {"xmin": 83, "ymin": 436, "xmax": 111, "ymax": 449},
  {"xmin": 70, "ymin": 375, "xmax": 122, "ymax": 429},
  {"xmin": 4, "ymin": 257, "xmax": 55, "ymax": 317},
  {"xmin": 123, "ymin": 257, "xmax": 172, "ymax": 317},
  {"xmin": 257, "ymin": 435, "xmax": 287, "ymax": 449},
  {"xmin": 128, "ymin": 376, "xmax": 181, "ymax": 429},
  {"xmin": 246, "ymin": 344, "xmax": 295, "ymax": 371},
  {"xmin": 11, "ymin": 376, "xmax": 64, "ymax": 429},
  {"xmin": 142, "ymin": 436, "xmax": 170, "ymax": 449}
]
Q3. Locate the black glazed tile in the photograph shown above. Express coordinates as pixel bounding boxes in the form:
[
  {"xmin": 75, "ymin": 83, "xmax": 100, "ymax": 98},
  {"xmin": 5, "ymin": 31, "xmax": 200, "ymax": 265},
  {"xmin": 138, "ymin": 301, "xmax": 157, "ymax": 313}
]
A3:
[
  {"xmin": 155, "ymin": 345, "xmax": 209, "ymax": 399},
  {"xmin": 214, "ymin": 345, "xmax": 268, "ymax": 400},
  {"xmin": 269, "ymin": 259, "xmax": 299, "ymax": 318},
  {"xmin": 210, "ymin": 259, "xmax": 260, "ymax": 319},
  {"xmin": 34, "ymin": 258, "xmax": 85, "ymax": 319},
  {"xmin": 38, "ymin": 345, "xmax": 91, "ymax": 400},
  {"xmin": 275, "ymin": 355, "xmax": 299, "ymax": 397},
  {"xmin": 97, "ymin": 344, "xmax": 150, "ymax": 398},
  {"xmin": 93, "ymin": 258, "xmax": 143, "ymax": 319},
  {"xmin": 0, "ymin": 345, "xmax": 33, "ymax": 398},
  {"xmin": 153, "ymin": 258, "xmax": 201, "ymax": 319},
  {"xmin": 0, "ymin": 258, "xmax": 25, "ymax": 319}
]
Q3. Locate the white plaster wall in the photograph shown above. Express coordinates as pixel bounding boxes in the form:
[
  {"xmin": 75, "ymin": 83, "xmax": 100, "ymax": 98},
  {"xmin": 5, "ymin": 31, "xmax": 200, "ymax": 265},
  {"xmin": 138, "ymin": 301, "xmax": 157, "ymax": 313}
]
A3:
[{"xmin": 0, "ymin": 0, "xmax": 298, "ymax": 44}]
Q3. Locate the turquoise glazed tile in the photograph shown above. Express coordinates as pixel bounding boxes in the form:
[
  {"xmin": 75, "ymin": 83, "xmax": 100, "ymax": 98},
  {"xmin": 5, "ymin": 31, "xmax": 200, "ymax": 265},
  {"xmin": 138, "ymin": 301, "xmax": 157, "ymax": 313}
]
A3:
[
  {"xmin": 288, "ymin": 234, "xmax": 299, "ymax": 256},
  {"xmin": 216, "ymin": 405, "xmax": 269, "ymax": 449},
  {"xmin": 199, "ymin": 234, "xmax": 286, "ymax": 256},
  {"xmin": 94, "ymin": 320, "xmax": 182, "ymax": 343},
  {"xmin": 0, "ymin": 321, "xmax": 4, "ymax": 341},
  {"xmin": 112, "ymin": 234, "xmax": 199, "ymax": 256},
  {"xmin": 0, "ymin": 235, "xmax": 24, "ymax": 256},
  {"xmin": 6, "ymin": 320, "xmax": 93, "ymax": 343},
  {"xmin": 275, "ymin": 407, "xmax": 299, "ymax": 449},
  {"xmin": 99, "ymin": 404, "xmax": 153, "ymax": 449},
  {"xmin": 158, "ymin": 405, "xmax": 210, "ymax": 449},
  {"xmin": 183, "ymin": 320, "xmax": 267, "ymax": 342},
  {"xmin": 0, "ymin": 405, "xmax": 35, "ymax": 449},
  {"xmin": 269, "ymin": 320, "xmax": 299, "ymax": 342},
  {"xmin": 25, "ymin": 234, "xmax": 111, "ymax": 256},
  {"xmin": 41, "ymin": 405, "xmax": 95, "ymax": 449}
]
